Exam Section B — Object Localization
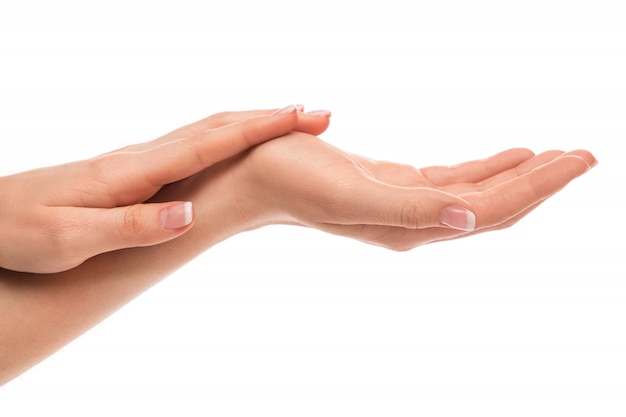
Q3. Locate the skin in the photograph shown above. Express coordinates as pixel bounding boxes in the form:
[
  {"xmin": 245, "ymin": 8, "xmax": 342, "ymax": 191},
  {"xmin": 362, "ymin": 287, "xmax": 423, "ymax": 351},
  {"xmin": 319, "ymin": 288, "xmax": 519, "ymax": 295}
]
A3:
[{"xmin": 0, "ymin": 108, "xmax": 596, "ymax": 385}]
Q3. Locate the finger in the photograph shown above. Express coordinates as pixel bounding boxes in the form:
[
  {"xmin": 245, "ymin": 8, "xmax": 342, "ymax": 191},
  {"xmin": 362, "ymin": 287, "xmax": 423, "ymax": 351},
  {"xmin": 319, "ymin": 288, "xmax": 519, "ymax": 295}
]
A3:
[
  {"xmin": 563, "ymin": 149, "xmax": 597, "ymax": 167},
  {"xmin": 130, "ymin": 106, "xmax": 331, "ymax": 151},
  {"xmin": 294, "ymin": 109, "xmax": 332, "ymax": 136},
  {"xmin": 146, "ymin": 110, "xmax": 280, "ymax": 148},
  {"xmin": 467, "ymin": 149, "xmax": 597, "ymax": 192},
  {"xmin": 350, "ymin": 149, "xmax": 536, "ymax": 189},
  {"xmin": 208, "ymin": 107, "xmax": 331, "ymax": 136},
  {"xmin": 132, "ymin": 107, "xmax": 304, "ymax": 186},
  {"xmin": 428, "ymin": 197, "xmax": 554, "ymax": 246},
  {"xmin": 361, "ymin": 150, "xmax": 597, "ymax": 245},
  {"xmin": 460, "ymin": 151, "xmax": 595, "ymax": 232},
  {"xmin": 314, "ymin": 153, "xmax": 596, "ymax": 251},
  {"xmin": 377, "ymin": 152, "xmax": 596, "ymax": 247},
  {"xmin": 349, "ymin": 156, "xmax": 428, "ymax": 187},
  {"xmin": 316, "ymin": 183, "xmax": 477, "ymax": 232},
  {"xmin": 47, "ymin": 201, "xmax": 195, "ymax": 271},
  {"xmin": 420, "ymin": 148, "xmax": 536, "ymax": 186},
  {"xmin": 163, "ymin": 107, "xmax": 332, "ymax": 141},
  {"xmin": 364, "ymin": 192, "xmax": 569, "ymax": 250},
  {"xmin": 99, "ymin": 110, "xmax": 281, "ymax": 156},
  {"xmin": 420, "ymin": 198, "xmax": 545, "ymax": 246},
  {"xmin": 463, "ymin": 154, "xmax": 591, "ymax": 229},
  {"xmin": 468, "ymin": 150, "xmax": 565, "ymax": 191}
]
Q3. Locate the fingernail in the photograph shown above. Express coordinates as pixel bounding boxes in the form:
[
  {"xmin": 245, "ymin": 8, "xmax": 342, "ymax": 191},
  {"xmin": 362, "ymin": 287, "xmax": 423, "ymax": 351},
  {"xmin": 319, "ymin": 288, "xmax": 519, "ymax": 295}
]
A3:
[
  {"xmin": 440, "ymin": 206, "xmax": 476, "ymax": 232},
  {"xmin": 160, "ymin": 202, "xmax": 193, "ymax": 230},
  {"xmin": 306, "ymin": 109, "xmax": 332, "ymax": 117},
  {"xmin": 295, "ymin": 104, "xmax": 305, "ymax": 112},
  {"xmin": 271, "ymin": 105, "xmax": 298, "ymax": 116}
]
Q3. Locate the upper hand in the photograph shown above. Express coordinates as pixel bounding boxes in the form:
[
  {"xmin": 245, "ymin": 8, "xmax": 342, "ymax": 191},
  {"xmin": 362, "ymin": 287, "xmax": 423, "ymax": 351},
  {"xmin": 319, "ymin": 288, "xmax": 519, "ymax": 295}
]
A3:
[{"xmin": 0, "ymin": 106, "xmax": 331, "ymax": 273}]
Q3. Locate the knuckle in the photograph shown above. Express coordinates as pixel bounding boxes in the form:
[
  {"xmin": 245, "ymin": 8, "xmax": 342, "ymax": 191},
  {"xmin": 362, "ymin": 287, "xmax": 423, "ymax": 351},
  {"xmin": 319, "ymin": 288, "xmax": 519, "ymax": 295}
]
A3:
[
  {"xmin": 179, "ymin": 136, "xmax": 210, "ymax": 169},
  {"xmin": 81, "ymin": 156, "xmax": 119, "ymax": 200},
  {"xmin": 240, "ymin": 126, "xmax": 254, "ymax": 148},
  {"xmin": 399, "ymin": 204, "xmax": 424, "ymax": 229},
  {"xmin": 234, "ymin": 121, "xmax": 259, "ymax": 149},
  {"xmin": 39, "ymin": 219, "xmax": 83, "ymax": 271},
  {"xmin": 119, "ymin": 206, "xmax": 148, "ymax": 243},
  {"xmin": 86, "ymin": 154, "xmax": 116, "ymax": 182}
]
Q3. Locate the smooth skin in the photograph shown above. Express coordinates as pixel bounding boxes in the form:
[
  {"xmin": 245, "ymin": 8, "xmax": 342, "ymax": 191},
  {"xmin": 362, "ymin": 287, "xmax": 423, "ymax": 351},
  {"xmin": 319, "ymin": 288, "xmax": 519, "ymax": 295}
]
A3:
[{"xmin": 0, "ymin": 107, "xmax": 596, "ymax": 385}]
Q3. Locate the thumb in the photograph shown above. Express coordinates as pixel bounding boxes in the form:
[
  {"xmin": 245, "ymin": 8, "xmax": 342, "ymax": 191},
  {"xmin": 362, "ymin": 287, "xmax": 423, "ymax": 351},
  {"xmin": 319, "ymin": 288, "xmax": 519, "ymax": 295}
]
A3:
[
  {"xmin": 61, "ymin": 201, "xmax": 194, "ymax": 264},
  {"xmin": 347, "ymin": 185, "xmax": 476, "ymax": 232},
  {"xmin": 438, "ymin": 203, "xmax": 477, "ymax": 232}
]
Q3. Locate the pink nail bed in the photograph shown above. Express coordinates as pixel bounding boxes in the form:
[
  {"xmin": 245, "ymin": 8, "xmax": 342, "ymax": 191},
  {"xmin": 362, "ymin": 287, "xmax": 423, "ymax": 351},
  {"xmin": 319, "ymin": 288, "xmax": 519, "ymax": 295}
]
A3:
[
  {"xmin": 160, "ymin": 202, "xmax": 193, "ymax": 230},
  {"xmin": 440, "ymin": 206, "xmax": 476, "ymax": 232}
]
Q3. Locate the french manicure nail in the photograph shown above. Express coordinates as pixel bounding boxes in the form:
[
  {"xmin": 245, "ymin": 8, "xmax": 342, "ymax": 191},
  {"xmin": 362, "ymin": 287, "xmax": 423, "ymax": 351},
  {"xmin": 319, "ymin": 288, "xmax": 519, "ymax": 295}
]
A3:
[
  {"xmin": 440, "ymin": 206, "xmax": 476, "ymax": 232},
  {"xmin": 306, "ymin": 109, "xmax": 332, "ymax": 117},
  {"xmin": 271, "ymin": 105, "xmax": 298, "ymax": 116},
  {"xmin": 160, "ymin": 202, "xmax": 193, "ymax": 230}
]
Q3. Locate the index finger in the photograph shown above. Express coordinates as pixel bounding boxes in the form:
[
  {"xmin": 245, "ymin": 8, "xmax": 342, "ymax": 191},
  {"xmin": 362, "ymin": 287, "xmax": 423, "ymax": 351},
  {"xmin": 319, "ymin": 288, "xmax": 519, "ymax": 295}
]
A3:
[
  {"xmin": 420, "ymin": 148, "xmax": 536, "ymax": 186},
  {"xmin": 463, "ymin": 155, "xmax": 591, "ymax": 229},
  {"xmin": 134, "ymin": 109, "xmax": 301, "ymax": 186},
  {"xmin": 148, "ymin": 109, "xmax": 277, "ymax": 147}
]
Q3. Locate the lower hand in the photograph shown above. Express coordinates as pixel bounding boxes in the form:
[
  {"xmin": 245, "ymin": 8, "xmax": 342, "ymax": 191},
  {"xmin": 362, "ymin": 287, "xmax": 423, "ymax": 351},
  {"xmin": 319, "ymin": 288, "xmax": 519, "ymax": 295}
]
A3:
[{"xmin": 191, "ymin": 132, "xmax": 595, "ymax": 250}]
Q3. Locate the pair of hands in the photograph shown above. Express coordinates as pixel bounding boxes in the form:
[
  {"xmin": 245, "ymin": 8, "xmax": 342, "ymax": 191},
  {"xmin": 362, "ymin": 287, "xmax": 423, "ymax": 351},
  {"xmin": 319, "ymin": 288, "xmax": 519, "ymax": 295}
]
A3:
[{"xmin": 0, "ymin": 106, "xmax": 596, "ymax": 273}]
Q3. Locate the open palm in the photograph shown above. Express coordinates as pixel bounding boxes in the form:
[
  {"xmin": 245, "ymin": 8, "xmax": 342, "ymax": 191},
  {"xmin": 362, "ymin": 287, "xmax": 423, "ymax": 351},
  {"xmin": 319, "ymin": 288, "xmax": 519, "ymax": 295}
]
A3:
[{"xmin": 238, "ymin": 132, "xmax": 595, "ymax": 250}]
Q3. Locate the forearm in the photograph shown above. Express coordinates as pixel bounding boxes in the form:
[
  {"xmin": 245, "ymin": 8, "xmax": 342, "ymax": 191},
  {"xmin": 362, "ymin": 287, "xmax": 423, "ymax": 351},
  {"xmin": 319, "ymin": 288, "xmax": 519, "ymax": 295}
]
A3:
[{"xmin": 0, "ymin": 166, "xmax": 251, "ymax": 385}]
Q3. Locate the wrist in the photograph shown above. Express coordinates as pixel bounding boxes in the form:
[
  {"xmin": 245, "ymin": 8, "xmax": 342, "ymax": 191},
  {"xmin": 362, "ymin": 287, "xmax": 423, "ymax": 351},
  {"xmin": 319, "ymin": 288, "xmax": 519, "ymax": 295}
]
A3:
[{"xmin": 151, "ymin": 155, "xmax": 275, "ymax": 250}]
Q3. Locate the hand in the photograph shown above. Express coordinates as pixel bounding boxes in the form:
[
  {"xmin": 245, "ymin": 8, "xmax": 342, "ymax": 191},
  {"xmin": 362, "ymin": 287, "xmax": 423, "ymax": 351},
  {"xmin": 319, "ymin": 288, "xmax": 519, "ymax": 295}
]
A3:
[
  {"xmin": 0, "ymin": 106, "xmax": 331, "ymax": 273},
  {"xmin": 188, "ymin": 132, "xmax": 595, "ymax": 251}
]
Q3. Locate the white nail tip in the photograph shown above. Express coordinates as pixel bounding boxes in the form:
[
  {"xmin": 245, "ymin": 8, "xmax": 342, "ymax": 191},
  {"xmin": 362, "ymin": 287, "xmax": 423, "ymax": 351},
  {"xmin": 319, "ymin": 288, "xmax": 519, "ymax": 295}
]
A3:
[{"xmin": 183, "ymin": 201, "xmax": 193, "ymax": 226}]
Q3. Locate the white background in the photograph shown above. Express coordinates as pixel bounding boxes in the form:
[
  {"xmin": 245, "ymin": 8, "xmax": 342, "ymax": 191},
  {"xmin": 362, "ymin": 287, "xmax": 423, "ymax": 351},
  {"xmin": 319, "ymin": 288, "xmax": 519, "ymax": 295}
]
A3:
[{"xmin": 1, "ymin": 0, "xmax": 625, "ymax": 415}]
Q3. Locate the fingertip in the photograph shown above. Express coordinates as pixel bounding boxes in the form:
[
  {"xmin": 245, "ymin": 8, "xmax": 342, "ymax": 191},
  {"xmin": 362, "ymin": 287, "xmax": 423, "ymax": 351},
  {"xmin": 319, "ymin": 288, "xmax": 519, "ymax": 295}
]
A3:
[
  {"xmin": 492, "ymin": 148, "xmax": 537, "ymax": 168},
  {"xmin": 306, "ymin": 109, "xmax": 332, "ymax": 117},
  {"xmin": 440, "ymin": 205, "xmax": 476, "ymax": 232},
  {"xmin": 558, "ymin": 155, "xmax": 595, "ymax": 179},
  {"xmin": 564, "ymin": 149, "xmax": 598, "ymax": 169},
  {"xmin": 271, "ymin": 105, "xmax": 299, "ymax": 116},
  {"xmin": 295, "ymin": 110, "xmax": 332, "ymax": 136},
  {"xmin": 268, "ymin": 105, "xmax": 332, "ymax": 135},
  {"xmin": 508, "ymin": 147, "xmax": 536, "ymax": 159},
  {"xmin": 267, "ymin": 105, "xmax": 301, "ymax": 132}
]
